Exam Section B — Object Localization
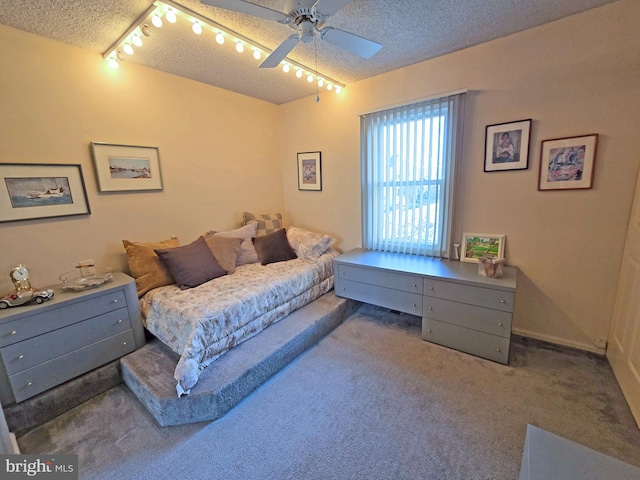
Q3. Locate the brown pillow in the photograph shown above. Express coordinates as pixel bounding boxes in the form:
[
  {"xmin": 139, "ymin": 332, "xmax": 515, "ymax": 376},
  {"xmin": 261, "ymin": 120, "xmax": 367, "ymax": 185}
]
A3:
[
  {"xmin": 253, "ymin": 228, "xmax": 297, "ymax": 266},
  {"xmin": 203, "ymin": 234, "xmax": 243, "ymax": 274},
  {"xmin": 123, "ymin": 238, "xmax": 180, "ymax": 297},
  {"xmin": 155, "ymin": 236, "xmax": 226, "ymax": 290},
  {"xmin": 211, "ymin": 222, "xmax": 259, "ymax": 265}
]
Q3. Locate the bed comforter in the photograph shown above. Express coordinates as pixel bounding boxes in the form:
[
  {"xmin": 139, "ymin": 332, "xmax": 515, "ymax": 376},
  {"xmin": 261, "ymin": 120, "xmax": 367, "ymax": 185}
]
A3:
[{"xmin": 140, "ymin": 249, "xmax": 338, "ymax": 396}]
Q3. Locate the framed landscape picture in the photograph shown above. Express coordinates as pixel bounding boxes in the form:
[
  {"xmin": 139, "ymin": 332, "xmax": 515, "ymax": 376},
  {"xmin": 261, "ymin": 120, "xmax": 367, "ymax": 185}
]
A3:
[
  {"xmin": 461, "ymin": 233, "xmax": 505, "ymax": 263},
  {"xmin": 538, "ymin": 134, "xmax": 598, "ymax": 191},
  {"xmin": 297, "ymin": 151, "xmax": 322, "ymax": 191},
  {"xmin": 91, "ymin": 142, "xmax": 163, "ymax": 192},
  {"xmin": 484, "ymin": 119, "xmax": 532, "ymax": 172},
  {"xmin": 0, "ymin": 163, "xmax": 91, "ymax": 223}
]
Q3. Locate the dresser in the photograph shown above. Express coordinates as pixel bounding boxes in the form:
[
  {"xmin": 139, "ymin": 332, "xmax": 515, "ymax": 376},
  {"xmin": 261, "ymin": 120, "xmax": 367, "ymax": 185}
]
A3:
[
  {"xmin": 0, "ymin": 272, "xmax": 144, "ymax": 404},
  {"xmin": 333, "ymin": 249, "xmax": 517, "ymax": 364}
]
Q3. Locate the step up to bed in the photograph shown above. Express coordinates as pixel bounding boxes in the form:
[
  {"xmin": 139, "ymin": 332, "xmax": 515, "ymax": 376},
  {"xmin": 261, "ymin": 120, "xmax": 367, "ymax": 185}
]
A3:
[{"xmin": 120, "ymin": 291, "xmax": 358, "ymax": 426}]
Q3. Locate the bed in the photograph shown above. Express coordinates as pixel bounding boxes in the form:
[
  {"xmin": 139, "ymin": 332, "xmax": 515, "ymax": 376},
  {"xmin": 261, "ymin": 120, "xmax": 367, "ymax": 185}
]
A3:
[{"xmin": 125, "ymin": 219, "xmax": 338, "ymax": 396}]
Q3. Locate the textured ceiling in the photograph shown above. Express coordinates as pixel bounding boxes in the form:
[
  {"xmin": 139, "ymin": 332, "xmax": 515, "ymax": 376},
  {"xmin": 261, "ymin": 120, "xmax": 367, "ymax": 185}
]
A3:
[{"xmin": 0, "ymin": 0, "xmax": 621, "ymax": 104}]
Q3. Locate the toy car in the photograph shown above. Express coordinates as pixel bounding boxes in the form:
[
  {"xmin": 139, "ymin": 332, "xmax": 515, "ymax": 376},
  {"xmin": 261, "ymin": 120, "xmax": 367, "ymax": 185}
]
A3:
[{"xmin": 0, "ymin": 289, "xmax": 54, "ymax": 309}]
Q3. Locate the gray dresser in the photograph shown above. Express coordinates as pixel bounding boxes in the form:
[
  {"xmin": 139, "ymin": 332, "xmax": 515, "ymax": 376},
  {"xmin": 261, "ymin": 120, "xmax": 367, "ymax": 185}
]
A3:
[
  {"xmin": 0, "ymin": 272, "xmax": 144, "ymax": 404},
  {"xmin": 334, "ymin": 249, "xmax": 517, "ymax": 364}
]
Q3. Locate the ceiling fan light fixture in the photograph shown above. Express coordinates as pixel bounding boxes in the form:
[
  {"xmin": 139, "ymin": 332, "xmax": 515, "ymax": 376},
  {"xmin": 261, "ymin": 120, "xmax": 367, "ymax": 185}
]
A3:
[
  {"xmin": 192, "ymin": 22, "xmax": 203, "ymax": 35},
  {"xmin": 151, "ymin": 14, "xmax": 163, "ymax": 28},
  {"xmin": 165, "ymin": 9, "xmax": 177, "ymax": 24}
]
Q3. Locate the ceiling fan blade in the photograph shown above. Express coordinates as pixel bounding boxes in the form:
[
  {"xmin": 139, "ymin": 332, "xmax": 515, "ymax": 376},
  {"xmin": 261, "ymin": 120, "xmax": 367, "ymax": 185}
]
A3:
[
  {"xmin": 320, "ymin": 27, "xmax": 382, "ymax": 59},
  {"xmin": 313, "ymin": 0, "xmax": 353, "ymax": 16},
  {"xmin": 259, "ymin": 35, "xmax": 300, "ymax": 68},
  {"xmin": 201, "ymin": 0, "xmax": 288, "ymax": 23}
]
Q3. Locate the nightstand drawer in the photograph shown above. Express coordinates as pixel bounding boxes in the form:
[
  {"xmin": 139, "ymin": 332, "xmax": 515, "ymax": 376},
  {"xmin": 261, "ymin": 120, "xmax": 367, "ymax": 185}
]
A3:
[
  {"xmin": 422, "ymin": 318, "xmax": 509, "ymax": 364},
  {"xmin": 0, "ymin": 290, "xmax": 126, "ymax": 347},
  {"xmin": 338, "ymin": 279, "xmax": 422, "ymax": 315},
  {"xmin": 423, "ymin": 278, "xmax": 514, "ymax": 312},
  {"xmin": 338, "ymin": 265, "xmax": 422, "ymax": 294},
  {"xmin": 8, "ymin": 329, "xmax": 136, "ymax": 402},
  {"xmin": 1, "ymin": 308, "xmax": 131, "ymax": 375},
  {"xmin": 423, "ymin": 297, "xmax": 512, "ymax": 338}
]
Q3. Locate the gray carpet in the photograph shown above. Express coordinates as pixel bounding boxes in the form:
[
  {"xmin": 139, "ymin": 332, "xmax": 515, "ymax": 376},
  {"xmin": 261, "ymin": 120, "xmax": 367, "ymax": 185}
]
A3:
[{"xmin": 17, "ymin": 304, "xmax": 640, "ymax": 480}]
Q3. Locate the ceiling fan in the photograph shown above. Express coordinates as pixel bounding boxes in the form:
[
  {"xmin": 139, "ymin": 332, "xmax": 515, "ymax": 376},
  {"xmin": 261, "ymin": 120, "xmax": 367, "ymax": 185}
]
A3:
[{"xmin": 200, "ymin": 0, "xmax": 383, "ymax": 68}]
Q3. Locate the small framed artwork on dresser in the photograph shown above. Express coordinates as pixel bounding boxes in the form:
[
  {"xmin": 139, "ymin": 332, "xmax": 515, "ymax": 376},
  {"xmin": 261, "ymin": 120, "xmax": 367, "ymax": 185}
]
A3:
[{"xmin": 461, "ymin": 233, "xmax": 505, "ymax": 263}]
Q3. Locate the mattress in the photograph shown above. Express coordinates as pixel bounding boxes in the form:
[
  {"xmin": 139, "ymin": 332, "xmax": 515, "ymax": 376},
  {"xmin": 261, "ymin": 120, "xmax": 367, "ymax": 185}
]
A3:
[{"xmin": 140, "ymin": 249, "xmax": 338, "ymax": 396}]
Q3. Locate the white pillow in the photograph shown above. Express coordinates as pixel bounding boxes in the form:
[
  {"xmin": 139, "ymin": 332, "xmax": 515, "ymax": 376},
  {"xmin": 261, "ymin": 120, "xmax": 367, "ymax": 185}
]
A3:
[
  {"xmin": 210, "ymin": 222, "xmax": 259, "ymax": 265},
  {"xmin": 286, "ymin": 226, "xmax": 336, "ymax": 263}
]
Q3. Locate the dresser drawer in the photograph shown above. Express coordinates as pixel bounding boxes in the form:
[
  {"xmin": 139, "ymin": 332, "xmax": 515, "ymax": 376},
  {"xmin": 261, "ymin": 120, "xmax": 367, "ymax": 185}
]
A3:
[
  {"xmin": 422, "ymin": 318, "xmax": 510, "ymax": 364},
  {"xmin": 8, "ymin": 329, "xmax": 135, "ymax": 402},
  {"xmin": 1, "ymin": 308, "xmax": 131, "ymax": 375},
  {"xmin": 423, "ymin": 278, "xmax": 514, "ymax": 312},
  {"xmin": 423, "ymin": 297, "xmax": 512, "ymax": 338},
  {"xmin": 0, "ymin": 289, "xmax": 127, "ymax": 347},
  {"xmin": 338, "ymin": 279, "xmax": 422, "ymax": 316},
  {"xmin": 338, "ymin": 265, "xmax": 422, "ymax": 294}
]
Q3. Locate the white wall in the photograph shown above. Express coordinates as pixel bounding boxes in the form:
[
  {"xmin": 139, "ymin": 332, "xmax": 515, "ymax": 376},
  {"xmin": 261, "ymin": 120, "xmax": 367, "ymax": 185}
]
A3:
[
  {"xmin": 0, "ymin": 24, "xmax": 282, "ymax": 294},
  {"xmin": 280, "ymin": 0, "xmax": 640, "ymax": 353}
]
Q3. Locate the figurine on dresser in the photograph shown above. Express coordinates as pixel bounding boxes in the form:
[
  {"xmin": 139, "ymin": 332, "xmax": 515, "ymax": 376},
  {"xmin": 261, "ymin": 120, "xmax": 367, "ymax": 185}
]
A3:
[{"xmin": 0, "ymin": 264, "xmax": 54, "ymax": 309}]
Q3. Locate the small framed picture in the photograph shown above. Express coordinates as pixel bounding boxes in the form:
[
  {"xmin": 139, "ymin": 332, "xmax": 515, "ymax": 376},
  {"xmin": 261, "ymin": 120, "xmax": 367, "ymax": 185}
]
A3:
[
  {"xmin": 0, "ymin": 163, "xmax": 91, "ymax": 223},
  {"xmin": 297, "ymin": 151, "xmax": 322, "ymax": 191},
  {"xmin": 461, "ymin": 233, "xmax": 506, "ymax": 263},
  {"xmin": 90, "ymin": 142, "xmax": 163, "ymax": 192},
  {"xmin": 484, "ymin": 119, "xmax": 532, "ymax": 172},
  {"xmin": 538, "ymin": 134, "xmax": 598, "ymax": 191}
]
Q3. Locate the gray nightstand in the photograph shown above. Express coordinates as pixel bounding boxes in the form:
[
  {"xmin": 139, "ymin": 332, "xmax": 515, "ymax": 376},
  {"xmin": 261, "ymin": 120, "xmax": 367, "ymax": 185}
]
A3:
[{"xmin": 0, "ymin": 272, "xmax": 144, "ymax": 404}]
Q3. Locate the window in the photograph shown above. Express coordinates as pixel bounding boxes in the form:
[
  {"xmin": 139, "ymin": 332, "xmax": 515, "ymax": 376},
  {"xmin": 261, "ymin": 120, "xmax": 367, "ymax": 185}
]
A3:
[{"xmin": 361, "ymin": 92, "xmax": 466, "ymax": 257}]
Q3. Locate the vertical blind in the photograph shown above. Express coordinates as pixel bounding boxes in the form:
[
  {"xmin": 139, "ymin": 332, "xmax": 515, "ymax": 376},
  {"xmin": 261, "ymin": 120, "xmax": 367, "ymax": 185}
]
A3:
[{"xmin": 361, "ymin": 92, "xmax": 465, "ymax": 257}]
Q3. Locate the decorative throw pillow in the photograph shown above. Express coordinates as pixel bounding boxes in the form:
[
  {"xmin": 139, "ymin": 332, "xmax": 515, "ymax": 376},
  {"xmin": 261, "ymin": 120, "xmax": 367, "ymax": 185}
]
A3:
[
  {"xmin": 253, "ymin": 228, "xmax": 297, "ymax": 266},
  {"xmin": 203, "ymin": 234, "xmax": 243, "ymax": 274},
  {"xmin": 155, "ymin": 236, "xmax": 226, "ymax": 290},
  {"xmin": 286, "ymin": 226, "xmax": 336, "ymax": 263},
  {"xmin": 211, "ymin": 222, "xmax": 259, "ymax": 265},
  {"xmin": 123, "ymin": 237, "xmax": 180, "ymax": 297},
  {"xmin": 242, "ymin": 211, "xmax": 283, "ymax": 237}
]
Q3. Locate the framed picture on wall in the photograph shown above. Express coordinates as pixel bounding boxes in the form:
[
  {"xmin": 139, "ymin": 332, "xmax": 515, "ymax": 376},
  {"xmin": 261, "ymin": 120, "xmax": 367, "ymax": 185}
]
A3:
[
  {"xmin": 90, "ymin": 142, "xmax": 163, "ymax": 192},
  {"xmin": 484, "ymin": 119, "xmax": 532, "ymax": 172},
  {"xmin": 297, "ymin": 151, "xmax": 322, "ymax": 191},
  {"xmin": 538, "ymin": 134, "xmax": 598, "ymax": 191},
  {"xmin": 0, "ymin": 163, "xmax": 91, "ymax": 223},
  {"xmin": 461, "ymin": 233, "xmax": 505, "ymax": 263}
]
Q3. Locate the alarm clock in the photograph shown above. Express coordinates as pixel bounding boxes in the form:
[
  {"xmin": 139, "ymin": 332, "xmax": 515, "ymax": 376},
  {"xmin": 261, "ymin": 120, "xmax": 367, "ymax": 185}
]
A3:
[{"xmin": 10, "ymin": 264, "xmax": 32, "ymax": 293}]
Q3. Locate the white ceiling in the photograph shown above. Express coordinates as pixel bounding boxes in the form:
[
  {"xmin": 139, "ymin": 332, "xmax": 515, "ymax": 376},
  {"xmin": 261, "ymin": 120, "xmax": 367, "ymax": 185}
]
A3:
[{"xmin": 0, "ymin": 0, "xmax": 620, "ymax": 104}]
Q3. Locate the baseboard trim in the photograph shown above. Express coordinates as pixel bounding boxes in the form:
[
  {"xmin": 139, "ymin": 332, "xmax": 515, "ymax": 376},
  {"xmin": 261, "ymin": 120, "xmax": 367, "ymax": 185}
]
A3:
[{"xmin": 512, "ymin": 328, "xmax": 606, "ymax": 356}]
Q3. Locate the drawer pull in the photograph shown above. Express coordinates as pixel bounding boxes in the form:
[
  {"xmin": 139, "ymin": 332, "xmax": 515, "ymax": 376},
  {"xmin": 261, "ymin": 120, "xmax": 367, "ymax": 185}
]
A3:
[
  {"xmin": 18, "ymin": 355, "xmax": 24, "ymax": 359},
  {"xmin": 426, "ymin": 329, "xmax": 432, "ymax": 333},
  {"xmin": 500, "ymin": 300, "xmax": 506, "ymax": 304},
  {"xmin": 123, "ymin": 342, "xmax": 128, "ymax": 346},
  {"xmin": 118, "ymin": 319, "xmax": 123, "ymax": 324},
  {"xmin": 428, "ymin": 307, "xmax": 432, "ymax": 310},
  {"xmin": 11, "ymin": 330, "xmax": 17, "ymax": 335},
  {"xmin": 413, "ymin": 283, "xmax": 417, "ymax": 287},
  {"xmin": 27, "ymin": 382, "xmax": 32, "ymax": 386},
  {"xmin": 112, "ymin": 299, "xmax": 119, "ymax": 304},
  {"xmin": 428, "ymin": 286, "xmax": 434, "ymax": 290},
  {"xmin": 498, "ymin": 323, "xmax": 503, "ymax": 327},
  {"xmin": 412, "ymin": 303, "xmax": 416, "ymax": 307},
  {"xmin": 496, "ymin": 348, "xmax": 501, "ymax": 352}
]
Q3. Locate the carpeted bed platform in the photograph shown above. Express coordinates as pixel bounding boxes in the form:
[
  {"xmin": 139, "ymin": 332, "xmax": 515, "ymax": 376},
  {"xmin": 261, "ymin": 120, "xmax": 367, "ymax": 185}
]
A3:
[{"xmin": 120, "ymin": 291, "xmax": 359, "ymax": 426}]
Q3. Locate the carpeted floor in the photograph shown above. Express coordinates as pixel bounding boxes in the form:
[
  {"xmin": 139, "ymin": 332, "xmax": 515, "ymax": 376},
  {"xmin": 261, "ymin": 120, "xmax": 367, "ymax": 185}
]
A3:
[{"xmin": 17, "ymin": 304, "xmax": 640, "ymax": 480}]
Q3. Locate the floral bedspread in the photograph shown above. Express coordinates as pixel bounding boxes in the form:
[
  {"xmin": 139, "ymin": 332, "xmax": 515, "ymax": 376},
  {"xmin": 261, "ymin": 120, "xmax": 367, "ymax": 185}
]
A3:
[{"xmin": 140, "ymin": 250, "xmax": 338, "ymax": 396}]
